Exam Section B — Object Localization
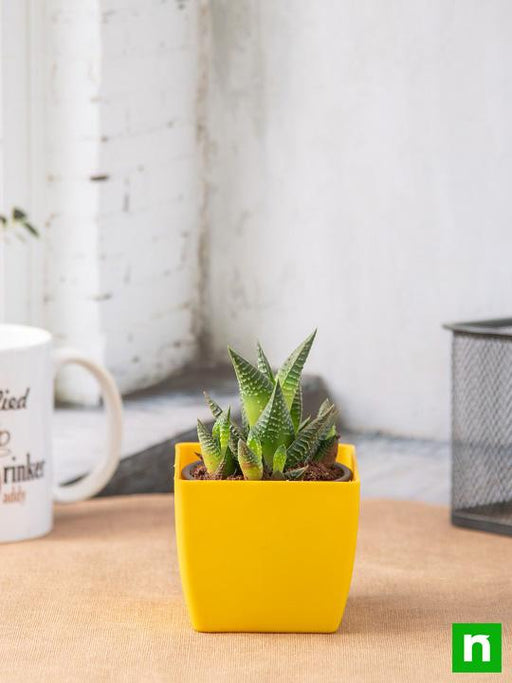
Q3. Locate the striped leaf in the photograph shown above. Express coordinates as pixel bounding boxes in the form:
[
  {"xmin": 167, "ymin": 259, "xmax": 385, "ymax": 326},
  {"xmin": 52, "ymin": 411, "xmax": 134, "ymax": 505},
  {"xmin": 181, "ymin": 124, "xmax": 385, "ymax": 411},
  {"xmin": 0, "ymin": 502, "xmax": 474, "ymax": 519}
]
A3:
[
  {"xmin": 228, "ymin": 347, "xmax": 273, "ymax": 426},
  {"xmin": 217, "ymin": 447, "xmax": 237, "ymax": 477},
  {"xmin": 256, "ymin": 341, "xmax": 275, "ymax": 384},
  {"xmin": 247, "ymin": 432, "xmax": 263, "ymax": 460},
  {"xmin": 285, "ymin": 404, "xmax": 337, "ymax": 468},
  {"xmin": 317, "ymin": 398, "xmax": 332, "ymax": 417},
  {"xmin": 271, "ymin": 444, "xmax": 287, "ymax": 480},
  {"xmin": 212, "ymin": 408, "xmax": 231, "ymax": 457},
  {"xmin": 311, "ymin": 434, "xmax": 339, "ymax": 466},
  {"xmin": 241, "ymin": 404, "xmax": 250, "ymax": 433},
  {"xmin": 197, "ymin": 418, "xmax": 237, "ymax": 477},
  {"xmin": 277, "ymin": 330, "xmax": 317, "ymax": 409},
  {"xmin": 316, "ymin": 399, "xmax": 338, "ymax": 440},
  {"xmin": 197, "ymin": 419, "xmax": 222, "ymax": 474},
  {"xmin": 237, "ymin": 439, "xmax": 263, "ymax": 480},
  {"xmin": 251, "ymin": 381, "xmax": 295, "ymax": 469},
  {"xmin": 290, "ymin": 383, "xmax": 303, "ymax": 432},
  {"xmin": 203, "ymin": 392, "xmax": 245, "ymax": 442},
  {"xmin": 298, "ymin": 415, "xmax": 311, "ymax": 432}
]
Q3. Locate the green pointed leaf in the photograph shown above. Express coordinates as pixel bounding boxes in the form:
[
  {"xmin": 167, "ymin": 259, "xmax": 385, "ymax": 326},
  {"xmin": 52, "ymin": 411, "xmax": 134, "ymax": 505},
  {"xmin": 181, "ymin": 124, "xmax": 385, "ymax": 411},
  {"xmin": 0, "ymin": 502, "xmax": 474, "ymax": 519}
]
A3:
[
  {"xmin": 203, "ymin": 392, "xmax": 245, "ymax": 444},
  {"xmin": 298, "ymin": 416, "xmax": 311, "ymax": 431},
  {"xmin": 197, "ymin": 419, "xmax": 222, "ymax": 474},
  {"xmin": 271, "ymin": 444, "xmax": 287, "ymax": 479},
  {"xmin": 311, "ymin": 434, "xmax": 338, "ymax": 466},
  {"xmin": 256, "ymin": 342, "xmax": 274, "ymax": 384},
  {"xmin": 228, "ymin": 346, "xmax": 273, "ymax": 426},
  {"xmin": 212, "ymin": 408, "xmax": 231, "ymax": 458},
  {"xmin": 217, "ymin": 447, "xmax": 237, "ymax": 477},
  {"xmin": 203, "ymin": 391, "xmax": 220, "ymax": 417},
  {"xmin": 284, "ymin": 466, "xmax": 307, "ymax": 481},
  {"xmin": 316, "ymin": 399, "xmax": 338, "ymax": 440},
  {"xmin": 276, "ymin": 330, "xmax": 317, "ymax": 408},
  {"xmin": 285, "ymin": 404, "xmax": 337, "ymax": 468},
  {"xmin": 325, "ymin": 424, "xmax": 337, "ymax": 438},
  {"xmin": 247, "ymin": 432, "xmax": 262, "ymax": 459},
  {"xmin": 290, "ymin": 383, "xmax": 303, "ymax": 432},
  {"xmin": 247, "ymin": 432, "xmax": 267, "ymax": 475},
  {"xmin": 237, "ymin": 439, "xmax": 263, "ymax": 480},
  {"xmin": 318, "ymin": 398, "xmax": 331, "ymax": 417},
  {"xmin": 241, "ymin": 404, "xmax": 250, "ymax": 434},
  {"xmin": 251, "ymin": 381, "xmax": 295, "ymax": 469}
]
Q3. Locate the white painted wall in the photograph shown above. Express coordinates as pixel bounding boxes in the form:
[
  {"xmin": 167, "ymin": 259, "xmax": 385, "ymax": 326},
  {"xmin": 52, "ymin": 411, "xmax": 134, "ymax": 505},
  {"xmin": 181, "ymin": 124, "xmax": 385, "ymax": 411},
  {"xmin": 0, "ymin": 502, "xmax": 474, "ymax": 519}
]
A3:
[
  {"xmin": 205, "ymin": 1, "xmax": 512, "ymax": 439},
  {"xmin": 43, "ymin": 0, "xmax": 104, "ymax": 402},
  {"xmin": 96, "ymin": 0, "xmax": 203, "ymax": 394}
]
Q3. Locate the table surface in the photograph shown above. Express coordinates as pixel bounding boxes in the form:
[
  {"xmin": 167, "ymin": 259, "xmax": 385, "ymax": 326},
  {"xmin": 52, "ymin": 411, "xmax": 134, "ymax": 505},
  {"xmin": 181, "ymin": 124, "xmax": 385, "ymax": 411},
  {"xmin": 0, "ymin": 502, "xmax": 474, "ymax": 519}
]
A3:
[{"xmin": 2, "ymin": 494, "xmax": 510, "ymax": 682}]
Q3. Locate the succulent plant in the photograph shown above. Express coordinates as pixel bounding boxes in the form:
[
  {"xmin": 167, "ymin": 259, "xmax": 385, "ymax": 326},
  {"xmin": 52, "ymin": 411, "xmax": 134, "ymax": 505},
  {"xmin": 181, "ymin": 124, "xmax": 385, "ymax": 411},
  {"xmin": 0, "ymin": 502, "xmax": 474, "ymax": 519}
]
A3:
[{"xmin": 196, "ymin": 331, "xmax": 341, "ymax": 481}]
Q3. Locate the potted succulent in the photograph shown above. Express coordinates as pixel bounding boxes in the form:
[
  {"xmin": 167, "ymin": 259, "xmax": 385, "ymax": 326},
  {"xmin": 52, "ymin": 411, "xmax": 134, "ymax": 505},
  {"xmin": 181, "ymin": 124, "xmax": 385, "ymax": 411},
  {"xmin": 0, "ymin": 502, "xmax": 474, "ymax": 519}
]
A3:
[{"xmin": 174, "ymin": 332, "xmax": 360, "ymax": 633}]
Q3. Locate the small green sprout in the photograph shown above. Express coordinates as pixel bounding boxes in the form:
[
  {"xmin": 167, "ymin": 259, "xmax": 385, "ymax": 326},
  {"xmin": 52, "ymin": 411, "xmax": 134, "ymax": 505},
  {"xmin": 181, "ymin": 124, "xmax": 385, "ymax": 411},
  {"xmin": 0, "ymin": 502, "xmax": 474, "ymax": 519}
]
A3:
[{"xmin": 0, "ymin": 207, "xmax": 39, "ymax": 241}]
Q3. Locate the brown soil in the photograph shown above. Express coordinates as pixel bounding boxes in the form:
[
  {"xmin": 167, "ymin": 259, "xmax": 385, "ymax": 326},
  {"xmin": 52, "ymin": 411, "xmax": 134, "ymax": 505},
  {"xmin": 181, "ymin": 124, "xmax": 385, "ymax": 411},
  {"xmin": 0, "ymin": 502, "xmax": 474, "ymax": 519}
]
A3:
[
  {"xmin": 189, "ymin": 462, "xmax": 346, "ymax": 482},
  {"xmin": 302, "ymin": 462, "xmax": 343, "ymax": 481},
  {"xmin": 190, "ymin": 463, "xmax": 245, "ymax": 480}
]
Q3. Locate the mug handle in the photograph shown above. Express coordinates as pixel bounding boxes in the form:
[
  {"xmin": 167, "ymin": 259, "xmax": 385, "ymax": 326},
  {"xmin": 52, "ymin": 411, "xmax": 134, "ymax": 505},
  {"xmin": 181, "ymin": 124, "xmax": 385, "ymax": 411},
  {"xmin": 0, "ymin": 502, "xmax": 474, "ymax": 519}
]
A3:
[{"xmin": 52, "ymin": 348, "xmax": 123, "ymax": 503}]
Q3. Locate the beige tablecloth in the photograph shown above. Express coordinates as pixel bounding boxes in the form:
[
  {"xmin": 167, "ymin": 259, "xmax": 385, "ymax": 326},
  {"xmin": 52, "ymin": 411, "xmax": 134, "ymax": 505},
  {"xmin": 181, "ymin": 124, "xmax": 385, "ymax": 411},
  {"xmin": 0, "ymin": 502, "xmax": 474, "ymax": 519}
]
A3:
[{"xmin": 1, "ymin": 495, "xmax": 511, "ymax": 682}]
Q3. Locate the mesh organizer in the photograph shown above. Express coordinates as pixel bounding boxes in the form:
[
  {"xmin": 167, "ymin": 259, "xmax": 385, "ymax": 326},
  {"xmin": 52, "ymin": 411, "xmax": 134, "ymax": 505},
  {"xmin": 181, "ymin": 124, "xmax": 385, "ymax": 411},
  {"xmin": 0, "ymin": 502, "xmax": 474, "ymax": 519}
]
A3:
[{"xmin": 444, "ymin": 318, "xmax": 512, "ymax": 536}]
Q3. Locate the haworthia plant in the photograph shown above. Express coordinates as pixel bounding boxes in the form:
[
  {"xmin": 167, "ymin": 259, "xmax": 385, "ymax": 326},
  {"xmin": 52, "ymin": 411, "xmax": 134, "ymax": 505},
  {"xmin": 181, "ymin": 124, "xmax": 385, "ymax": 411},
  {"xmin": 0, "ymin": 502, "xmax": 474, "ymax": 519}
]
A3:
[{"xmin": 196, "ymin": 332, "xmax": 344, "ymax": 480}]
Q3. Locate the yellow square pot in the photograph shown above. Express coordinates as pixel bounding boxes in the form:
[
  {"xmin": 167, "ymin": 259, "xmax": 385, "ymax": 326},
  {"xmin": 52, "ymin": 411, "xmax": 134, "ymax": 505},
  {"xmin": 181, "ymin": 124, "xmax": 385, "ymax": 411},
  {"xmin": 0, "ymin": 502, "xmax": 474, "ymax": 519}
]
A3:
[{"xmin": 174, "ymin": 442, "xmax": 360, "ymax": 633}]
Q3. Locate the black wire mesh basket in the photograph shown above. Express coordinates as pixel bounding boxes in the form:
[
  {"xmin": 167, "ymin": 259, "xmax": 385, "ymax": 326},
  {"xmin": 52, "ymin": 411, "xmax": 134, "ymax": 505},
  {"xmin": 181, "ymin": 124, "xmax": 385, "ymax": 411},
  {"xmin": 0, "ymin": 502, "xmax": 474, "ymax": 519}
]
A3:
[{"xmin": 444, "ymin": 318, "xmax": 512, "ymax": 536}]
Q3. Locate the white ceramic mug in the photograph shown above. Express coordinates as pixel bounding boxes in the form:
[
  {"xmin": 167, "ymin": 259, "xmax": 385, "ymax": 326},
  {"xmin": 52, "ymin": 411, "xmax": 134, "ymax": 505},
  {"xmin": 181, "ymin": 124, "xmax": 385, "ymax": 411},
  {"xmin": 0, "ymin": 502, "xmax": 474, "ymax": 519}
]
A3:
[{"xmin": 0, "ymin": 324, "xmax": 123, "ymax": 542}]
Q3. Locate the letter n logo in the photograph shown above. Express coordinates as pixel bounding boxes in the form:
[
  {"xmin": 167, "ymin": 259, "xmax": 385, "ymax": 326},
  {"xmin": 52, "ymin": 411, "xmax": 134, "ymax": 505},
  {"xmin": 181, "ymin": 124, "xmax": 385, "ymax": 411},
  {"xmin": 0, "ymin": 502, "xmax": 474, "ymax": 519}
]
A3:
[{"xmin": 452, "ymin": 623, "xmax": 501, "ymax": 673}]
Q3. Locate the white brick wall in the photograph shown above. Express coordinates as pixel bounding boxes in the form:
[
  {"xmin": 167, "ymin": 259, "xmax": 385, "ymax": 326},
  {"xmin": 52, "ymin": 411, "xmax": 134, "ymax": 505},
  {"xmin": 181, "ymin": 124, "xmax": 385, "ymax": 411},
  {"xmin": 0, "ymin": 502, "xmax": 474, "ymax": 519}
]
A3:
[
  {"xmin": 44, "ymin": 0, "xmax": 105, "ymax": 401},
  {"xmin": 42, "ymin": 0, "xmax": 202, "ymax": 401}
]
